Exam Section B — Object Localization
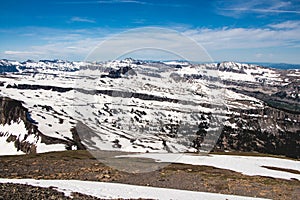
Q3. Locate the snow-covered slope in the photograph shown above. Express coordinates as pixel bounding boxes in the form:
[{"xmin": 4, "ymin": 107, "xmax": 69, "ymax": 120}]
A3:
[{"xmin": 0, "ymin": 59, "xmax": 299, "ymax": 157}]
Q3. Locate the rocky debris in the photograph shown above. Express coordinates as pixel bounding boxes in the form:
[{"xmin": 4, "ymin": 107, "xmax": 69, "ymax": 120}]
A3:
[
  {"xmin": 0, "ymin": 150, "xmax": 299, "ymax": 200},
  {"xmin": 0, "ymin": 183, "xmax": 151, "ymax": 200},
  {"xmin": 0, "ymin": 183, "xmax": 72, "ymax": 200}
]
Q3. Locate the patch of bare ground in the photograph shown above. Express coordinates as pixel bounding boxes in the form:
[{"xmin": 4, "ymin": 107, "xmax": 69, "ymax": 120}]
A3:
[
  {"xmin": 262, "ymin": 166, "xmax": 300, "ymax": 175},
  {"xmin": 0, "ymin": 150, "xmax": 299, "ymax": 200},
  {"xmin": 0, "ymin": 183, "xmax": 152, "ymax": 200}
]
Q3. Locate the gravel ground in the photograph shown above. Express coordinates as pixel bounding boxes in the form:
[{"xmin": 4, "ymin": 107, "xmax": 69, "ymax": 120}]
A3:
[
  {"xmin": 0, "ymin": 150, "xmax": 299, "ymax": 200},
  {"xmin": 0, "ymin": 183, "xmax": 152, "ymax": 200},
  {"xmin": 0, "ymin": 182, "xmax": 98, "ymax": 200}
]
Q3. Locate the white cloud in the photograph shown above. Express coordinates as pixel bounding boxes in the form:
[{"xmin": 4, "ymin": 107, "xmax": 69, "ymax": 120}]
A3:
[
  {"xmin": 86, "ymin": 27, "xmax": 215, "ymax": 62},
  {"xmin": 70, "ymin": 17, "xmax": 96, "ymax": 23},
  {"xmin": 254, "ymin": 53, "xmax": 273, "ymax": 59},
  {"xmin": 57, "ymin": 0, "xmax": 147, "ymax": 5},
  {"xmin": 255, "ymin": 53, "xmax": 263, "ymax": 58},
  {"xmin": 183, "ymin": 26, "xmax": 300, "ymax": 50},
  {"xmin": 1, "ymin": 25, "xmax": 300, "ymax": 63},
  {"xmin": 2, "ymin": 38, "xmax": 101, "ymax": 61},
  {"xmin": 223, "ymin": 8, "xmax": 300, "ymax": 14},
  {"xmin": 58, "ymin": 0, "xmax": 187, "ymax": 7},
  {"xmin": 217, "ymin": 0, "xmax": 300, "ymax": 17},
  {"xmin": 268, "ymin": 21, "xmax": 300, "ymax": 29},
  {"xmin": 4, "ymin": 50, "xmax": 41, "ymax": 55}
]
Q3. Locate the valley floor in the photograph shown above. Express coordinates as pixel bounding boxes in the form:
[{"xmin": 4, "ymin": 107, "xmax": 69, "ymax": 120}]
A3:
[{"xmin": 0, "ymin": 150, "xmax": 299, "ymax": 200}]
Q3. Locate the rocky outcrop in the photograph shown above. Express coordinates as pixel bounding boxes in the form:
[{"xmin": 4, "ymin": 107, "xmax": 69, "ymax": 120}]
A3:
[
  {"xmin": 0, "ymin": 97, "xmax": 85, "ymax": 154},
  {"xmin": 214, "ymin": 106, "xmax": 300, "ymax": 158},
  {"xmin": 6, "ymin": 84, "xmax": 72, "ymax": 93}
]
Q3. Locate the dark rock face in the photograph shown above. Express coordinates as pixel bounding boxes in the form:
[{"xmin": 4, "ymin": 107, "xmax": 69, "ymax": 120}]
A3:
[
  {"xmin": 204, "ymin": 62, "xmax": 300, "ymax": 158},
  {"xmin": 6, "ymin": 84, "xmax": 73, "ymax": 93},
  {"xmin": 0, "ymin": 97, "xmax": 85, "ymax": 154},
  {"xmin": 0, "ymin": 97, "xmax": 38, "ymax": 153},
  {"xmin": 101, "ymin": 66, "xmax": 136, "ymax": 78},
  {"xmin": 0, "ymin": 59, "xmax": 19, "ymax": 73},
  {"xmin": 213, "ymin": 95, "xmax": 300, "ymax": 158}
]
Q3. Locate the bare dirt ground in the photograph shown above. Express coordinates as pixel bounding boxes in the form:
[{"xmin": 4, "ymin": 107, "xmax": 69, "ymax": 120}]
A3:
[{"xmin": 0, "ymin": 150, "xmax": 299, "ymax": 200}]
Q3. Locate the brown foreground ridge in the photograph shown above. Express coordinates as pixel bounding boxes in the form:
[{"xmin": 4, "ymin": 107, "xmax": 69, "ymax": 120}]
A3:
[{"xmin": 0, "ymin": 150, "xmax": 299, "ymax": 200}]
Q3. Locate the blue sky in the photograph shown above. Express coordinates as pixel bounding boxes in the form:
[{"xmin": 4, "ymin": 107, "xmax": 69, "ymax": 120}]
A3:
[{"xmin": 1, "ymin": 0, "xmax": 300, "ymax": 63}]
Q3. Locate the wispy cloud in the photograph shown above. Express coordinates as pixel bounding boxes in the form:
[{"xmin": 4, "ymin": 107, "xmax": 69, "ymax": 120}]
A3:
[
  {"xmin": 222, "ymin": 8, "xmax": 300, "ymax": 14},
  {"xmin": 1, "ymin": 25, "xmax": 300, "ymax": 63},
  {"xmin": 268, "ymin": 21, "xmax": 300, "ymax": 29},
  {"xmin": 4, "ymin": 50, "xmax": 41, "ymax": 55},
  {"xmin": 216, "ymin": 0, "xmax": 300, "ymax": 17},
  {"xmin": 183, "ymin": 26, "xmax": 300, "ymax": 50},
  {"xmin": 58, "ymin": 0, "xmax": 147, "ymax": 5},
  {"xmin": 132, "ymin": 19, "xmax": 147, "ymax": 24},
  {"xmin": 2, "ymin": 39, "xmax": 101, "ymax": 61},
  {"xmin": 70, "ymin": 17, "xmax": 96, "ymax": 23},
  {"xmin": 57, "ymin": 0, "xmax": 187, "ymax": 7}
]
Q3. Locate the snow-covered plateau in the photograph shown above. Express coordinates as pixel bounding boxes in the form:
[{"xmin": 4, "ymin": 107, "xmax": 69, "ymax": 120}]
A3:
[{"xmin": 0, "ymin": 58, "xmax": 299, "ymax": 158}]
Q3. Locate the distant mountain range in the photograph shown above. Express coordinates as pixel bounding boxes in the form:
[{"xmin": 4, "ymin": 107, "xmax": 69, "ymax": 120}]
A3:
[{"xmin": 248, "ymin": 62, "xmax": 300, "ymax": 70}]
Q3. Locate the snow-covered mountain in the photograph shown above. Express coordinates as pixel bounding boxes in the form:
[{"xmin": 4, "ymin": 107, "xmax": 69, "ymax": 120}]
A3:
[{"xmin": 0, "ymin": 59, "xmax": 299, "ymax": 157}]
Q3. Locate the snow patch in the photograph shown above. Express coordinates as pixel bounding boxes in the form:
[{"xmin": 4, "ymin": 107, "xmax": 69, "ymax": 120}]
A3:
[
  {"xmin": 120, "ymin": 154, "xmax": 300, "ymax": 180},
  {"xmin": 0, "ymin": 179, "xmax": 269, "ymax": 200}
]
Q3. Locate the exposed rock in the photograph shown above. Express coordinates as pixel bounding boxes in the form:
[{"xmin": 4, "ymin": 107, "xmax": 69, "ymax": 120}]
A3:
[{"xmin": 0, "ymin": 97, "xmax": 85, "ymax": 154}]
